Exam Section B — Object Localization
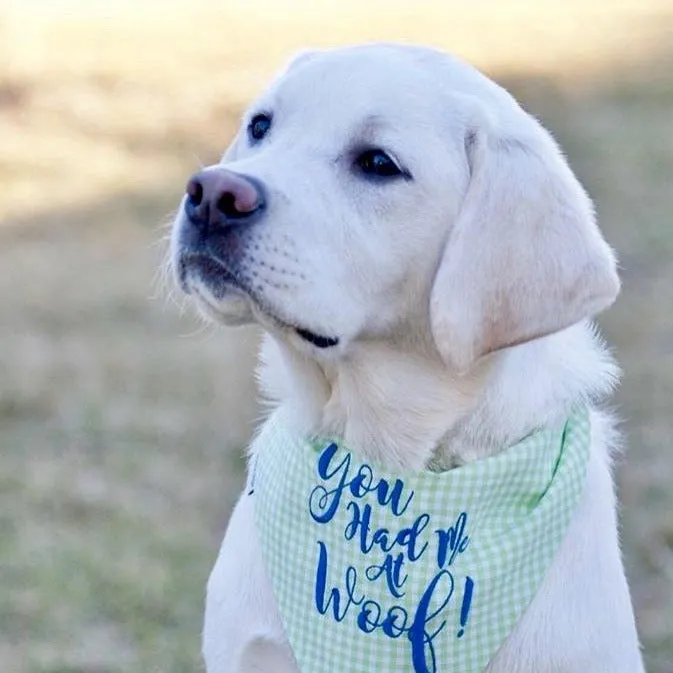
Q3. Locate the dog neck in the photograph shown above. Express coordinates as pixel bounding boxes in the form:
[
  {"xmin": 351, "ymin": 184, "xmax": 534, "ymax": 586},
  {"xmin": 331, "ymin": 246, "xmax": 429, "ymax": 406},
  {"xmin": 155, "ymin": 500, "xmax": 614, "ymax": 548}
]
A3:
[{"xmin": 257, "ymin": 321, "xmax": 618, "ymax": 471}]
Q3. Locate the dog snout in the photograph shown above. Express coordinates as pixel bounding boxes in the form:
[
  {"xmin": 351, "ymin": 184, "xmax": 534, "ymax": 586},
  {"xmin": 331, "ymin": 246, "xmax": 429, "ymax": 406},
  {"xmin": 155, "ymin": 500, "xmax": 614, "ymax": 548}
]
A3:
[{"xmin": 184, "ymin": 168, "xmax": 266, "ymax": 231}]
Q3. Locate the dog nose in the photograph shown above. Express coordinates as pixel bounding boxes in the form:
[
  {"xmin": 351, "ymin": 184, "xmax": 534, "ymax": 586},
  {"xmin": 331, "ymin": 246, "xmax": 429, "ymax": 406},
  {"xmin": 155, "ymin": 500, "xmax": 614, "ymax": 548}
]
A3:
[{"xmin": 184, "ymin": 168, "xmax": 265, "ymax": 230}]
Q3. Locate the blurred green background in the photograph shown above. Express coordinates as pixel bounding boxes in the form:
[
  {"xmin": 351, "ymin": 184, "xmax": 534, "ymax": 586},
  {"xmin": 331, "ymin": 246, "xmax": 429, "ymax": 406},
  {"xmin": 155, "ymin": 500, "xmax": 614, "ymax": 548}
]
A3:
[{"xmin": 1, "ymin": 1, "xmax": 671, "ymax": 671}]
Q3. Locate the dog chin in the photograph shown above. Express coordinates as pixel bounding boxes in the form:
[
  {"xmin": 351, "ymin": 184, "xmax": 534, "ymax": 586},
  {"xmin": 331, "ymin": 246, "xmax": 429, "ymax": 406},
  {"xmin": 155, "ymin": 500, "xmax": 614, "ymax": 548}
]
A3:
[
  {"xmin": 188, "ymin": 278, "xmax": 255, "ymax": 326},
  {"xmin": 186, "ymin": 271, "xmax": 341, "ymax": 350}
]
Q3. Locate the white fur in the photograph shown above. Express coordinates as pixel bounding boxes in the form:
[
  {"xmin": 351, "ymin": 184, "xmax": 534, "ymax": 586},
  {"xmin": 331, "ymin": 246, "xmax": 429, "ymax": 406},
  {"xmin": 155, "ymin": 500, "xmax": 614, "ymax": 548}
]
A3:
[{"xmin": 171, "ymin": 44, "xmax": 645, "ymax": 672}]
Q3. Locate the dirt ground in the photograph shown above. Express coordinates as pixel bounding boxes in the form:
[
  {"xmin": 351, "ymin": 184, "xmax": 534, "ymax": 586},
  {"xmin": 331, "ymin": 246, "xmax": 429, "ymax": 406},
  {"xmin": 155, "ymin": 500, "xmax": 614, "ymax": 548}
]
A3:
[{"xmin": 1, "ymin": 2, "xmax": 671, "ymax": 671}]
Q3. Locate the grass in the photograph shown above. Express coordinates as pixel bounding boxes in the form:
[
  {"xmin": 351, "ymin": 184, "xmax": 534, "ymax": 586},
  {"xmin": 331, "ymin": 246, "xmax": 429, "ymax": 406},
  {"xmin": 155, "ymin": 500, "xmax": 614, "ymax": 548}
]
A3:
[{"xmin": 1, "ymin": 2, "xmax": 672, "ymax": 671}]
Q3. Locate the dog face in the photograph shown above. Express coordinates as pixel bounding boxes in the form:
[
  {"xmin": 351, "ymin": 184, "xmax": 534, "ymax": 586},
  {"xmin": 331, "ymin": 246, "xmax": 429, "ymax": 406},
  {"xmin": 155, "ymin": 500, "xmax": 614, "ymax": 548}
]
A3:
[{"xmin": 171, "ymin": 44, "xmax": 619, "ymax": 370}]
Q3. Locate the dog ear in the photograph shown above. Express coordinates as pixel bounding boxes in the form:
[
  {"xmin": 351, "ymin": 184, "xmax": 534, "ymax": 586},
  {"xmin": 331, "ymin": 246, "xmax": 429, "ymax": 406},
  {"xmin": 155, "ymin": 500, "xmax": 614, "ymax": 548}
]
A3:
[{"xmin": 430, "ymin": 119, "xmax": 620, "ymax": 373}]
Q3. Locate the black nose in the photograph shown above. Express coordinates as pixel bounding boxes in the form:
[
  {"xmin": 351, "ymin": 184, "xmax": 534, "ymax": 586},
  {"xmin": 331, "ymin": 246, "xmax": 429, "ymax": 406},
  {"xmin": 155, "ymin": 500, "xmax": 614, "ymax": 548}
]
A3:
[{"xmin": 184, "ymin": 168, "xmax": 265, "ymax": 230}]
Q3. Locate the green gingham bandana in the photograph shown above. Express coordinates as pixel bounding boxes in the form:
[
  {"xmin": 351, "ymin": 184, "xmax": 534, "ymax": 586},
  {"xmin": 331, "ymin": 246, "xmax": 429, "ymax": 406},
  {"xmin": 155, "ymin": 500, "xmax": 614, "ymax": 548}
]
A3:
[{"xmin": 249, "ymin": 407, "xmax": 590, "ymax": 673}]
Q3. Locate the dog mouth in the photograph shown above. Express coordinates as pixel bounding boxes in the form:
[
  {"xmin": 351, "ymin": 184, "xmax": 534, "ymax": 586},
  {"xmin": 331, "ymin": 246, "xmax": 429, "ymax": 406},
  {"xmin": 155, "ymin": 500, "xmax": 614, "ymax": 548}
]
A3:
[
  {"xmin": 294, "ymin": 328, "xmax": 339, "ymax": 349},
  {"xmin": 179, "ymin": 253, "xmax": 340, "ymax": 349}
]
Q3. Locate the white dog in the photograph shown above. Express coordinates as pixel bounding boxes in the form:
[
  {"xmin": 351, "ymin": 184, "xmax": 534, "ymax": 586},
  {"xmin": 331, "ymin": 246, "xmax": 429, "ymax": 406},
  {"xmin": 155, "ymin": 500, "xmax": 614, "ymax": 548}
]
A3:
[{"xmin": 171, "ymin": 44, "xmax": 645, "ymax": 673}]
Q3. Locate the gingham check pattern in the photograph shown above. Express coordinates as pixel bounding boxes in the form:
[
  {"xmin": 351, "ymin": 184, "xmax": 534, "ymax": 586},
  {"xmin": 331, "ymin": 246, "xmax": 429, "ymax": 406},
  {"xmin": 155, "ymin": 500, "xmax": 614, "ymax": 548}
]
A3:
[{"xmin": 250, "ymin": 407, "xmax": 590, "ymax": 673}]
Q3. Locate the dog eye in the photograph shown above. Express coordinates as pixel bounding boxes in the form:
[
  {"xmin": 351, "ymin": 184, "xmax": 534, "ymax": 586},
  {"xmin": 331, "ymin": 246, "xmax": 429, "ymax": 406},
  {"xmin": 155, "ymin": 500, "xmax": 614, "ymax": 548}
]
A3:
[
  {"xmin": 355, "ymin": 149, "xmax": 404, "ymax": 178},
  {"xmin": 248, "ymin": 114, "xmax": 272, "ymax": 142}
]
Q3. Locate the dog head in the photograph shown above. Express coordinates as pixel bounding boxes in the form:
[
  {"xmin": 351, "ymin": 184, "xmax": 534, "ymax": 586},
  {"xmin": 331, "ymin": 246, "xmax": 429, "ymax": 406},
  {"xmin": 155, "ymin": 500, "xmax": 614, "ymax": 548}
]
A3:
[{"xmin": 171, "ymin": 44, "xmax": 619, "ymax": 372}]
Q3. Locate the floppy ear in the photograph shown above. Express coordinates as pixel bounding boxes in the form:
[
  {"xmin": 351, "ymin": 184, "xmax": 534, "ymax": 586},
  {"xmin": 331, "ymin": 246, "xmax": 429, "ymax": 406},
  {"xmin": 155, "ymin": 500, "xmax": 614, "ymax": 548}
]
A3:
[{"xmin": 430, "ymin": 119, "xmax": 620, "ymax": 373}]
